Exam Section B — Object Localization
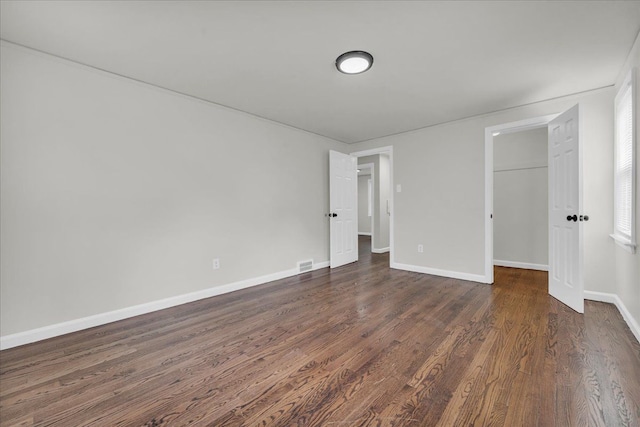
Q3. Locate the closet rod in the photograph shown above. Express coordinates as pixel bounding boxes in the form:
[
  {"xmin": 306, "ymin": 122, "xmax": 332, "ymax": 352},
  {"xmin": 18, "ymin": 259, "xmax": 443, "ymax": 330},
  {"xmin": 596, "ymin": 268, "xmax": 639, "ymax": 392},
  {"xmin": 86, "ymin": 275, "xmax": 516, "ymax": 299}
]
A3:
[{"xmin": 494, "ymin": 165, "xmax": 547, "ymax": 173}]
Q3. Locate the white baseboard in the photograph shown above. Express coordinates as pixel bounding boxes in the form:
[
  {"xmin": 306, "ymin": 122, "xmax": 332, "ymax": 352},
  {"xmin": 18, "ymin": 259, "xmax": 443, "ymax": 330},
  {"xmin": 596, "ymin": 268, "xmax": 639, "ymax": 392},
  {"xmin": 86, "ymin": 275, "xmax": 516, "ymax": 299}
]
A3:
[
  {"xmin": 372, "ymin": 247, "xmax": 390, "ymax": 253},
  {"xmin": 0, "ymin": 261, "xmax": 330, "ymax": 351},
  {"xmin": 494, "ymin": 260, "xmax": 549, "ymax": 271},
  {"xmin": 310, "ymin": 261, "xmax": 330, "ymax": 271},
  {"xmin": 584, "ymin": 291, "xmax": 640, "ymax": 344},
  {"xmin": 358, "ymin": 232, "xmax": 372, "ymax": 236},
  {"xmin": 391, "ymin": 262, "xmax": 490, "ymax": 284}
]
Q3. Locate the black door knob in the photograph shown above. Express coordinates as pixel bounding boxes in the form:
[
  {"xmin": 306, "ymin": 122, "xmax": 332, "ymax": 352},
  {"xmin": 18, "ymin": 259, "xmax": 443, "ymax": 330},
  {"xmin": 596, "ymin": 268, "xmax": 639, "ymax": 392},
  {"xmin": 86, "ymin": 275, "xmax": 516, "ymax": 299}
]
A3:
[
  {"xmin": 566, "ymin": 215, "xmax": 578, "ymax": 222},
  {"xmin": 580, "ymin": 215, "xmax": 589, "ymax": 222},
  {"xmin": 331, "ymin": 213, "xmax": 338, "ymax": 217}
]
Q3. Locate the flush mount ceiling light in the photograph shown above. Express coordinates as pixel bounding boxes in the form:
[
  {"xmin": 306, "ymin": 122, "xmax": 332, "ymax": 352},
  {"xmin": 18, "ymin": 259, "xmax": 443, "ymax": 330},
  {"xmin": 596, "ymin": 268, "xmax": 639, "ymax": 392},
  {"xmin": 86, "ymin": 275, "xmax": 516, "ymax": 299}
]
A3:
[{"xmin": 335, "ymin": 51, "xmax": 373, "ymax": 74}]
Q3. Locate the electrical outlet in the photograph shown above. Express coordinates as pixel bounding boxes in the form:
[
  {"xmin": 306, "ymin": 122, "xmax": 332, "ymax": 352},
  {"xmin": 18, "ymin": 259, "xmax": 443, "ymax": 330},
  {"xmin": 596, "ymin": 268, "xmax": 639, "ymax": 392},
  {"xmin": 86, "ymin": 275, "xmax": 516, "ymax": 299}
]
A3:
[
  {"xmin": 212, "ymin": 258, "xmax": 220, "ymax": 270},
  {"xmin": 418, "ymin": 244, "xmax": 424, "ymax": 253}
]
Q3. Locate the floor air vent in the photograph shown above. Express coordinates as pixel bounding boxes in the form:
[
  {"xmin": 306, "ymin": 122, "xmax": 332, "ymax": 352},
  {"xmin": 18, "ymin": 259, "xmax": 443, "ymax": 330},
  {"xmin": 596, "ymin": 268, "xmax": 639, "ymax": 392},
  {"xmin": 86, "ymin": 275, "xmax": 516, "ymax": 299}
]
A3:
[{"xmin": 297, "ymin": 260, "xmax": 313, "ymax": 273}]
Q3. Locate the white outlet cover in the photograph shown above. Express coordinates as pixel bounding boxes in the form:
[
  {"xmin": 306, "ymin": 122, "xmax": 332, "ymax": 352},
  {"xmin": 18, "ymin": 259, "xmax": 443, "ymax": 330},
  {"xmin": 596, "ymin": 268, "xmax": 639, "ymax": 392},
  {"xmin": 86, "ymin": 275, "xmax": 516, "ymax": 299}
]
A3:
[{"xmin": 397, "ymin": 184, "xmax": 402, "ymax": 193}]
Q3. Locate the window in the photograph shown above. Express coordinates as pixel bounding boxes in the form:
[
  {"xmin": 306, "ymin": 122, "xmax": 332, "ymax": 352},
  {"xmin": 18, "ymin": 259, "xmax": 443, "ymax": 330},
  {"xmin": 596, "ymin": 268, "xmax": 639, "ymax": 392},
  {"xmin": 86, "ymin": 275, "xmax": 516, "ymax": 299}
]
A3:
[{"xmin": 612, "ymin": 68, "xmax": 637, "ymax": 252}]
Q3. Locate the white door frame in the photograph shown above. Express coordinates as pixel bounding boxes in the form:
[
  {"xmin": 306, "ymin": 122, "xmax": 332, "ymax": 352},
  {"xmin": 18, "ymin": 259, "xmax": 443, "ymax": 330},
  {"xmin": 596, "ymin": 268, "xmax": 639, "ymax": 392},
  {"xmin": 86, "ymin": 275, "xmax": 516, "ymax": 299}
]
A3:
[
  {"xmin": 484, "ymin": 115, "xmax": 558, "ymax": 284},
  {"xmin": 350, "ymin": 146, "xmax": 394, "ymax": 265}
]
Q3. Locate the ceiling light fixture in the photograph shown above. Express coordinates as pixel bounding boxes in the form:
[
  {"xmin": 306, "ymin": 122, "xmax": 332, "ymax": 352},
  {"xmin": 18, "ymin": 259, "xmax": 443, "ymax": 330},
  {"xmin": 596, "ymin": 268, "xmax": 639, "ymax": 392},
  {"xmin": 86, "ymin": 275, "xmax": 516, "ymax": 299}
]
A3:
[{"xmin": 336, "ymin": 51, "xmax": 374, "ymax": 74}]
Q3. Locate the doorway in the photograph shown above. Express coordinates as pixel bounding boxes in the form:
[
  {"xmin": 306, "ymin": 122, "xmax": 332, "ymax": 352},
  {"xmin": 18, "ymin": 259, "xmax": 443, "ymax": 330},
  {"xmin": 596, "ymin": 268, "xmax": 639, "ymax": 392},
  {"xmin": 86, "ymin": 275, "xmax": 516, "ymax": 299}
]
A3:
[
  {"xmin": 485, "ymin": 108, "xmax": 585, "ymax": 313},
  {"xmin": 351, "ymin": 146, "xmax": 394, "ymax": 264},
  {"xmin": 484, "ymin": 114, "xmax": 557, "ymax": 283},
  {"xmin": 493, "ymin": 127, "xmax": 549, "ymax": 272},
  {"xmin": 357, "ymin": 163, "xmax": 374, "ymax": 240}
]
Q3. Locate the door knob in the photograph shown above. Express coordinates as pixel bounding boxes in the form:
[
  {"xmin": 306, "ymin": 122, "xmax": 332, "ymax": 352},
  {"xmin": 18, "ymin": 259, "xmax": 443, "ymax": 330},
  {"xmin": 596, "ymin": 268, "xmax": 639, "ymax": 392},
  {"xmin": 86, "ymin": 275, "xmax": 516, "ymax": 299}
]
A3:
[
  {"xmin": 580, "ymin": 215, "xmax": 589, "ymax": 221},
  {"xmin": 331, "ymin": 213, "xmax": 338, "ymax": 217},
  {"xmin": 566, "ymin": 215, "xmax": 577, "ymax": 222}
]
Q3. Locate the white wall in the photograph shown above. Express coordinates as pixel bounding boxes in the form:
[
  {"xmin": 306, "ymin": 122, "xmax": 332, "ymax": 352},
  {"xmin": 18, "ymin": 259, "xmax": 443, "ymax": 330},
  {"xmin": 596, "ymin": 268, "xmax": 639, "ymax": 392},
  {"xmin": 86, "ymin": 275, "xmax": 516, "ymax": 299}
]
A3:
[
  {"xmin": 613, "ymin": 32, "xmax": 640, "ymax": 337},
  {"xmin": 358, "ymin": 175, "xmax": 372, "ymax": 234},
  {"xmin": 350, "ymin": 87, "xmax": 615, "ymax": 290},
  {"xmin": 494, "ymin": 128, "xmax": 548, "ymax": 268},
  {"xmin": 0, "ymin": 42, "xmax": 346, "ymax": 337}
]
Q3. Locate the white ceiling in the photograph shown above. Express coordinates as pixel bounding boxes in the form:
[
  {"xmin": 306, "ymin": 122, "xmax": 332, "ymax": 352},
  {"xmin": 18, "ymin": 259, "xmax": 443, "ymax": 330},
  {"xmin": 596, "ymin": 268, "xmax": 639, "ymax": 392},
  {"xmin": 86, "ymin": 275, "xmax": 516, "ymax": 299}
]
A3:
[{"xmin": 1, "ymin": 1, "xmax": 639, "ymax": 143}]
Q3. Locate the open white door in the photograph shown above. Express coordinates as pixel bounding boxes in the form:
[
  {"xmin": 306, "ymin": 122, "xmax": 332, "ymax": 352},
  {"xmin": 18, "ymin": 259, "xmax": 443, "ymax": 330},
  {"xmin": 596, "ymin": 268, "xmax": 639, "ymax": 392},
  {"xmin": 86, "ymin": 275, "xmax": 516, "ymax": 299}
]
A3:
[
  {"xmin": 548, "ymin": 105, "xmax": 584, "ymax": 313},
  {"xmin": 329, "ymin": 150, "xmax": 358, "ymax": 268}
]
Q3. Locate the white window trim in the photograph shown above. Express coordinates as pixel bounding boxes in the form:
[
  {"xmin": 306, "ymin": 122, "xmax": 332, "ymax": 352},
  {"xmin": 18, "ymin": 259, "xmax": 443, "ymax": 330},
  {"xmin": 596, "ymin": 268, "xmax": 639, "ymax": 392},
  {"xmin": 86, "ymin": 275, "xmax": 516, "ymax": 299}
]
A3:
[
  {"xmin": 610, "ymin": 233, "xmax": 636, "ymax": 253},
  {"xmin": 611, "ymin": 68, "xmax": 637, "ymax": 254}
]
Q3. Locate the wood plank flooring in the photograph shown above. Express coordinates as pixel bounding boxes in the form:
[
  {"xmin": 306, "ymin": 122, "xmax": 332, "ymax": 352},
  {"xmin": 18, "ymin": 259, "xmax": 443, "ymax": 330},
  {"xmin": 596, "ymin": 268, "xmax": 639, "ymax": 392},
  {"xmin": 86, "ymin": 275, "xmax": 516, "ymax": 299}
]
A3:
[{"xmin": 1, "ymin": 236, "xmax": 639, "ymax": 426}]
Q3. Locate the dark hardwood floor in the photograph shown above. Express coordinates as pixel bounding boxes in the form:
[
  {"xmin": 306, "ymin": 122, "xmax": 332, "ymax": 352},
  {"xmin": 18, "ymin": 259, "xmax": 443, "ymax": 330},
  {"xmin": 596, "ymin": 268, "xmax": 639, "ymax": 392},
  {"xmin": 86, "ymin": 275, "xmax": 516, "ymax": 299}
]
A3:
[{"xmin": 1, "ymin": 236, "xmax": 639, "ymax": 426}]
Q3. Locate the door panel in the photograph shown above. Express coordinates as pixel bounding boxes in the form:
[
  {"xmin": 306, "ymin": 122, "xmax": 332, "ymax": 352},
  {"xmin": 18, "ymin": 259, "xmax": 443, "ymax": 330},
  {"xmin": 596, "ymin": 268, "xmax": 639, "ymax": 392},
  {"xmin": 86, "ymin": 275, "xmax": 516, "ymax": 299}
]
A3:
[
  {"xmin": 548, "ymin": 105, "xmax": 583, "ymax": 313},
  {"xmin": 330, "ymin": 150, "xmax": 358, "ymax": 268}
]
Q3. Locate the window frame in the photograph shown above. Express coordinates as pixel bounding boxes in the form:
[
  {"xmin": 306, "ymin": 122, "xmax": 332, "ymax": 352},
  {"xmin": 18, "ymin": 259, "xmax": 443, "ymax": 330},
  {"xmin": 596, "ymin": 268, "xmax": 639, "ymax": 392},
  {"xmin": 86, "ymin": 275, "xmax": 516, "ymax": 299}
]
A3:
[{"xmin": 612, "ymin": 68, "xmax": 637, "ymax": 253}]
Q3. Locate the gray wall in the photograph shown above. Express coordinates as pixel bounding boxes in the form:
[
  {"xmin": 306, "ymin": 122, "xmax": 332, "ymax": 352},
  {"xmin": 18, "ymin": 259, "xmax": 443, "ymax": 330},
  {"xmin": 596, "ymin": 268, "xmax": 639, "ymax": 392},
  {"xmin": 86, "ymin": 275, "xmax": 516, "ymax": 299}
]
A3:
[
  {"xmin": 358, "ymin": 174, "xmax": 372, "ymax": 234},
  {"xmin": 493, "ymin": 128, "xmax": 548, "ymax": 268},
  {"xmin": 0, "ymin": 43, "xmax": 346, "ymax": 336}
]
